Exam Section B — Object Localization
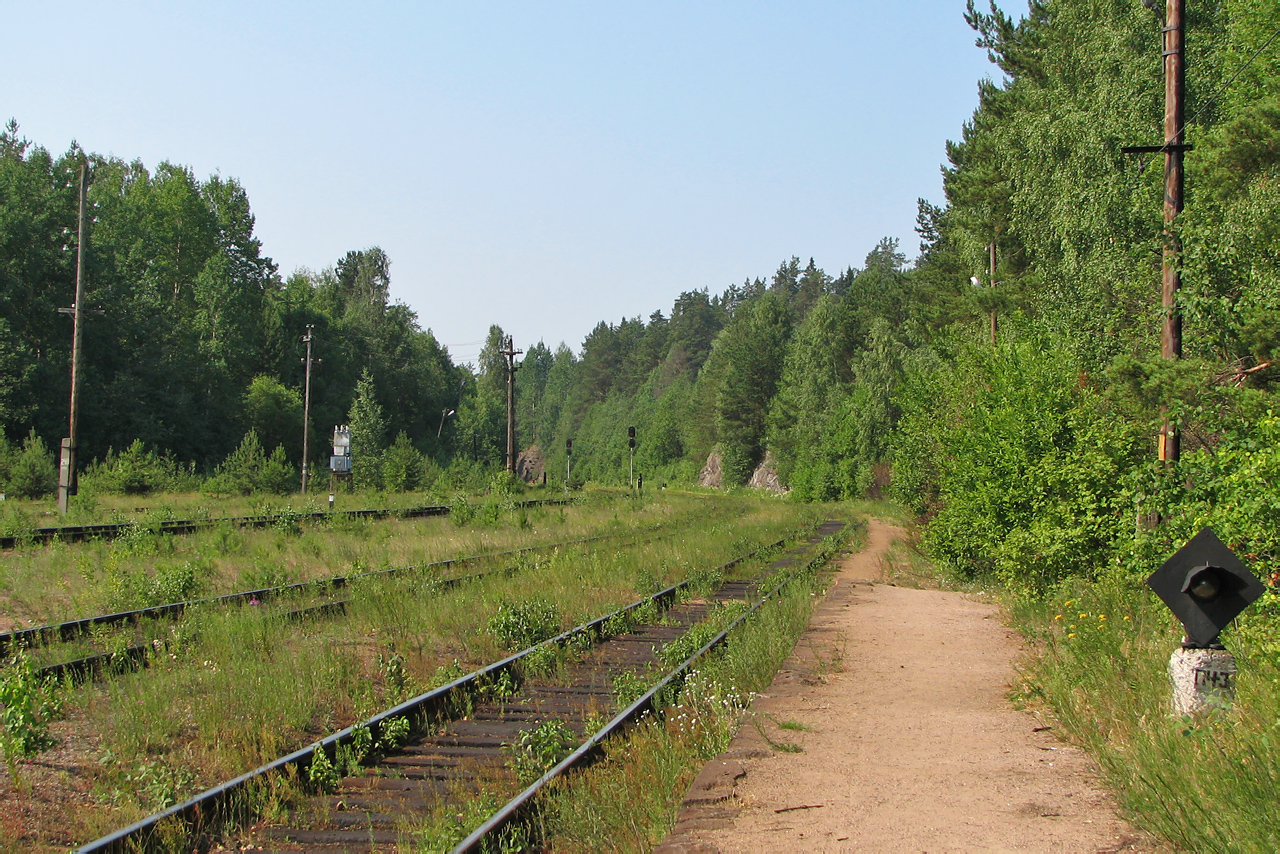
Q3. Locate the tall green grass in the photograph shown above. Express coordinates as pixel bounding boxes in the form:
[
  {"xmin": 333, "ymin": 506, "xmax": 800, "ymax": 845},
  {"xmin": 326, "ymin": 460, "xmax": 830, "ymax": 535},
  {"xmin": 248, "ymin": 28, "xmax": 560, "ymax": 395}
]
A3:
[{"xmin": 1011, "ymin": 575, "xmax": 1280, "ymax": 853}]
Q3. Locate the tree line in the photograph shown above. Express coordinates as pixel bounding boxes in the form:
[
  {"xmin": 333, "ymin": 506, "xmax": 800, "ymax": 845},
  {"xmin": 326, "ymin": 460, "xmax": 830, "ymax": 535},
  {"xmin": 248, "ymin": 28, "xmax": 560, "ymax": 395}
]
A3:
[{"xmin": 3, "ymin": 0, "xmax": 1280, "ymax": 596}]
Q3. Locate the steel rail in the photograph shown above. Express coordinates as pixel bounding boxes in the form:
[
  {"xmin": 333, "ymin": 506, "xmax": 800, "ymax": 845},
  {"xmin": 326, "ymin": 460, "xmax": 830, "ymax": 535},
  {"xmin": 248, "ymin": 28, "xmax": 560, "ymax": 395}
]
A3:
[
  {"xmin": 75, "ymin": 531, "xmax": 798, "ymax": 854},
  {"xmin": 453, "ymin": 519, "xmax": 848, "ymax": 852}
]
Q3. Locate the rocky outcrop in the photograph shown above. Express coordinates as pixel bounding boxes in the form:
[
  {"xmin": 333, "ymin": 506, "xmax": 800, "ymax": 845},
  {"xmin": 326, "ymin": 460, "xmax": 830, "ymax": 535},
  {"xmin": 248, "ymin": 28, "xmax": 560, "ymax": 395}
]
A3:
[
  {"xmin": 516, "ymin": 445, "xmax": 545, "ymax": 483},
  {"xmin": 698, "ymin": 449, "xmax": 723, "ymax": 488},
  {"xmin": 748, "ymin": 451, "xmax": 786, "ymax": 493}
]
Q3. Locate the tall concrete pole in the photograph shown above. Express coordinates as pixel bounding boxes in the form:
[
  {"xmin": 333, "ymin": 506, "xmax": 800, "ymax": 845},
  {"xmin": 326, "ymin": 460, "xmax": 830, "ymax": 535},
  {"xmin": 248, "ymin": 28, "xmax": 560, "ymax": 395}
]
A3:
[
  {"xmin": 1160, "ymin": 0, "xmax": 1185, "ymax": 463},
  {"xmin": 58, "ymin": 162, "xmax": 89, "ymax": 515}
]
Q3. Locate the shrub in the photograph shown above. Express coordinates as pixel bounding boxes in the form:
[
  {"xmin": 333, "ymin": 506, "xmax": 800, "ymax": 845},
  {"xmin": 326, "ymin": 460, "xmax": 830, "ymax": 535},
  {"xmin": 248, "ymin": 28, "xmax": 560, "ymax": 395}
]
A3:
[
  {"xmin": 381, "ymin": 431, "xmax": 423, "ymax": 492},
  {"xmin": 7, "ymin": 429, "xmax": 56, "ymax": 498},
  {"xmin": 83, "ymin": 439, "xmax": 182, "ymax": 495},
  {"xmin": 205, "ymin": 430, "xmax": 295, "ymax": 496},
  {"xmin": 0, "ymin": 651, "xmax": 61, "ymax": 768}
]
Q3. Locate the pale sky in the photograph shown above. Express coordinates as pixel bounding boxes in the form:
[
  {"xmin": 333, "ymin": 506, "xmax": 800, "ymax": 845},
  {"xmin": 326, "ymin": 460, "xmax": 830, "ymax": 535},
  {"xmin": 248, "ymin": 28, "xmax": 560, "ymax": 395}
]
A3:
[{"xmin": 5, "ymin": 1, "xmax": 996, "ymax": 365}]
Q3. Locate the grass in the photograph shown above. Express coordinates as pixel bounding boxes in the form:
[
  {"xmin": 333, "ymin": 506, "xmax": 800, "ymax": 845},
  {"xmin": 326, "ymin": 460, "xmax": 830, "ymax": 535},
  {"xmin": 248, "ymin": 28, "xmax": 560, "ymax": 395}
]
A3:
[
  {"xmin": 1009, "ymin": 573, "xmax": 1280, "ymax": 853},
  {"xmin": 0, "ymin": 490, "xmax": 824, "ymax": 850}
]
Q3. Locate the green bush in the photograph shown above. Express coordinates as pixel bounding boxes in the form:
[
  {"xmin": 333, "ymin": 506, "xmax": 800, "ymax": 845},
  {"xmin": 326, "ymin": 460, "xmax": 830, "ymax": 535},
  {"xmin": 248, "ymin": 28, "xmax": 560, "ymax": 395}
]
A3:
[
  {"xmin": 204, "ymin": 430, "xmax": 295, "ymax": 496},
  {"xmin": 6, "ymin": 429, "xmax": 56, "ymax": 499},
  {"xmin": 381, "ymin": 431, "xmax": 424, "ymax": 492},
  {"xmin": 891, "ymin": 336, "xmax": 1146, "ymax": 593},
  {"xmin": 0, "ymin": 651, "xmax": 61, "ymax": 768},
  {"xmin": 83, "ymin": 439, "xmax": 198, "ymax": 495}
]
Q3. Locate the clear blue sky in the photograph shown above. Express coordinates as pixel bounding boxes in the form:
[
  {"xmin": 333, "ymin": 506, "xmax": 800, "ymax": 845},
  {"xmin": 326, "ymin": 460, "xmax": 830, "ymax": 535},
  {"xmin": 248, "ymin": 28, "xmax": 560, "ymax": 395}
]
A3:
[{"xmin": 6, "ymin": 1, "xmax": 996, "ymax": 365}]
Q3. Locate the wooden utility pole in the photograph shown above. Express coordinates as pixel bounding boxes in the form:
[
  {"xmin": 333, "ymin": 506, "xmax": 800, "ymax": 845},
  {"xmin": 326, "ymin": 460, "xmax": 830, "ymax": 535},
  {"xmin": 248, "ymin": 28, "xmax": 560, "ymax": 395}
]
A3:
[
  {"xmin": 57, "ymin": 162, "xmax": 90, "ymax": 515},
  {"xmin": 300, "ymin": 325, "xmax": 318, "ymax": 493},
  {"xmin": 988, "ymin": 241, "xmax": 998, "ymax": 345},
  {"xmin": 500, "ymin": 337, "xmax": 522, "ymax": 473},
  {"xmin": 1160, "ymin": 0, "xmax": 1186, "ymax": 464}
]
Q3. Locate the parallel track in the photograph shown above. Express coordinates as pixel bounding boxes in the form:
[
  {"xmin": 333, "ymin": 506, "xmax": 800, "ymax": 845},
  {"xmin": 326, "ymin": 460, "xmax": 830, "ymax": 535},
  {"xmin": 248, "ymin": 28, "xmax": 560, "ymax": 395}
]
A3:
[
  {"xmin": 0, "ymin": 498, "xmax": 569, "ymax": 550},
  {"xmin": 0, "ymin": 499, "xmax": 578, "ymax": 658}
]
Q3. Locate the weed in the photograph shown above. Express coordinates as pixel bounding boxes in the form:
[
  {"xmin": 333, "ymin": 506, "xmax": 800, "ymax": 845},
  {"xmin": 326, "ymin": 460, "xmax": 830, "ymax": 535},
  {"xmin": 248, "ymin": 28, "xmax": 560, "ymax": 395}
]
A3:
[
  {"xmin": 489, "ymin": 598, "xmax": 562, "ymax": 651},
  {"xmin": 522, "ymin": 644, "xmax": 560, "ymax": 678},
  {"xmin": 335, "ymin": 725, "xmax": 372, "ymax": 776},
  {"xmin": 430, "ymin": 658, "xmax": 467, "ymax": 688},
  {"xmin": 601, "ymin": 611, "xmax": 634, "ymax": 638},
  {"xmin": 0, "ymin": 651, "xmax": 61, "ymax": 769},
  {"xmin": 307, "ymin": 746, "xmax": 340, "ymax": 793},
  {"xmin": 613, "ymin": 670, "xmax": 647, "ymax": 709},
  {"xmin": 100, "ymin": 751, "xmax": 197, "ymax": 810},
  {"xmin": 377, "ymin": 716, "xmax": 411, "ymax": 751},
  {"xmin": 509, "ymin": 720, "xmax": 576, "ymax": 784},
  {"xmin": 378, "ymin": 650, "xmax": 410, "ymax": 699}
]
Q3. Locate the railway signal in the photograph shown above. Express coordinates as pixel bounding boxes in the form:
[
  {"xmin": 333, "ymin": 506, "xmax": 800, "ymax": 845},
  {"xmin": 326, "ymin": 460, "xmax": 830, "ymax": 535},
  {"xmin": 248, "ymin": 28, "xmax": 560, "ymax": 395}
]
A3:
[{"xmin": 1147, "ymin": 528, "xmax": 1265, "ymax": 714}]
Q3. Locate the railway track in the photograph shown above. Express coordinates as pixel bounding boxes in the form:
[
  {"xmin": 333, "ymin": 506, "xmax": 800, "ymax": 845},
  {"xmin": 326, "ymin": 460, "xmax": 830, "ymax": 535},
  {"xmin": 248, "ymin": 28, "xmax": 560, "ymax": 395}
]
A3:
[
  {"xmin": 0, "ymin": 498, "xmax": 568, "ymax": 550},
  {"xmin": 77, "ymin": 520, "xmax": 847, "ymax": 853},
  {"xmin": 16, "ymin": 528, "xmax": 653, "ymax": 682},
  {"xmin": 0, "ymin": 503, "xmax": 589, "ymax": 659}
]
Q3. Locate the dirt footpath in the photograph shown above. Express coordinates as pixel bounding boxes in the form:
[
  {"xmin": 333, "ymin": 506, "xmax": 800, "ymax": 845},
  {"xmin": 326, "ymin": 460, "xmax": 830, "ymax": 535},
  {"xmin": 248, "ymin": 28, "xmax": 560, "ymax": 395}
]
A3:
[{"xmin": 657, "ymin": 519, "xmax": 1160, "ymax": 853}]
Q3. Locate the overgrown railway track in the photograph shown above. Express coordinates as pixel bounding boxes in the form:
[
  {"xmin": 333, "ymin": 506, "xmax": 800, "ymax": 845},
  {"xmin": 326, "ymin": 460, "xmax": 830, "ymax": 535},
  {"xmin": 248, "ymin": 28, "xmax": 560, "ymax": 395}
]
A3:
[
  {"xmin": 77, "ymin": 520, "xmax": 847, "ymax": 853},
  {"xmin": 0, "ymin": 498, "xmax": 568, "ymax": 550},
  {"xmin": 0, "ymin": 499, "xmax": 579, "ymax": 659},
  {"xmin": 16, "ymin": 528, "xmax": 664, "ymax": 683}
]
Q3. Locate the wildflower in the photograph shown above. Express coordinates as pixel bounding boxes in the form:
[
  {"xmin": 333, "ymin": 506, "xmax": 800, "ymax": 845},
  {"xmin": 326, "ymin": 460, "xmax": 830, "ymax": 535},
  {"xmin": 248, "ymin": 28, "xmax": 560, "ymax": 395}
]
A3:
[
  {"xmin": 1068, "ymin": 633, "xmax": 1076, "ymax": 639},
  {"xmin": 1098, "ymin": 615, "xmax": 1107, "ymax": 621},
  {"xmin": 1054, "ymin": 615, "xmax": 1063, "ymax": 621},
  {"xmin": 1123, "ymin": 615, "xmax": 1131, "ymax": 621}
]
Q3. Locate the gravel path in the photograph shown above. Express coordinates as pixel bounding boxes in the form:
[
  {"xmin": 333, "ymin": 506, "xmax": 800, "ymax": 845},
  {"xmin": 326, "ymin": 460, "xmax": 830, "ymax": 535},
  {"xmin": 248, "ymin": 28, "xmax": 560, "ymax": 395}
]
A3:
[{"xmin": 657, "ymin": 518, "xmax": 1162, "ymax": 853}]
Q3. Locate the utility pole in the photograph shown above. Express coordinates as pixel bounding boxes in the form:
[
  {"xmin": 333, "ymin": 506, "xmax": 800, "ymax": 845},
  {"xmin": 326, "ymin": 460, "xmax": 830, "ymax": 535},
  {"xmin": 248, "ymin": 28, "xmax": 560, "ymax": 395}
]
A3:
[
  {"xmin": 1160, "ymin": 0, "xmax": 1186, "ymax": 464},
  {"xmin": 1123, "ymin": 0, "xmax": 1190, "ymax": 466},
  {"xmin": 500, "ymin": 336, "xmax": 522, "ymax": 473},
  {"xmin": 300, "ymin": 325, "xmax": 319, "ymax": 493},
  {"xmin": 57, "ymin": 162, "xmax": 90, "ymax": 516},
  {"xmin": 988, "ymin": 241, "xmax": 998, "ymax": 345}
]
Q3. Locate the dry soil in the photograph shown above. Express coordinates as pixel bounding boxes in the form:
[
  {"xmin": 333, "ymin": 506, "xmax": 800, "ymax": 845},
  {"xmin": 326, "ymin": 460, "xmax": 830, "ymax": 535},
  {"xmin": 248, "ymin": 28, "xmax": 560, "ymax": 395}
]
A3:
[{"xmin": 657, "ymin": 518, "xmax": 1163, "ymax": 854}]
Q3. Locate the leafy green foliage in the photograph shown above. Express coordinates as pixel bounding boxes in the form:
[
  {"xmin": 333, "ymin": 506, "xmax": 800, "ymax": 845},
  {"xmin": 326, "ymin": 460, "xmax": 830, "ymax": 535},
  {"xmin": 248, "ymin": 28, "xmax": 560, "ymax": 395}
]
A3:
[
  {"xmin": 509, "ymin": 719, "xmax": 576, "ymax": 784},
  {"xmin": 489, "ymin": 598, "xmax": 563, "ymax": 652},
  {"xmin": 0, "ymin": 651, "xmax": 61, "ymax": 767}
]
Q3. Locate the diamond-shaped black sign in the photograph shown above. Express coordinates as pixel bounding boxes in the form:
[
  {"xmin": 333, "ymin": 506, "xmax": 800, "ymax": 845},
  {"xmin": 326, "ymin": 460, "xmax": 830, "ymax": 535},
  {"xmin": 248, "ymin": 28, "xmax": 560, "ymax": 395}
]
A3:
[{"xmin": 1147, "ymin": 527, "xmax": 1266, "ymax": 647}]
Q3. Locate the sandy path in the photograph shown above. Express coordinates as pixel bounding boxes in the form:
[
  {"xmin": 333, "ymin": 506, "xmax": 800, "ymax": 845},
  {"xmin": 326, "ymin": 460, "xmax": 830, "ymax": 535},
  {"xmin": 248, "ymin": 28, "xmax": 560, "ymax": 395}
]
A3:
[{"xmin": 657, "ymin": 519, "xmax": 1159, "ymax": 853}]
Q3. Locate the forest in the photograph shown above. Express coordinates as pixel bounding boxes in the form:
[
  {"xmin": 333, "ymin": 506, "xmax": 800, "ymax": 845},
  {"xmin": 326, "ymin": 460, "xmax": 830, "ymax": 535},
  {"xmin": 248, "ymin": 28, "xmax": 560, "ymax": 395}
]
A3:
[{"xmin": 2, "ymin": 0, "xmax": 1279, "ymax": 598}]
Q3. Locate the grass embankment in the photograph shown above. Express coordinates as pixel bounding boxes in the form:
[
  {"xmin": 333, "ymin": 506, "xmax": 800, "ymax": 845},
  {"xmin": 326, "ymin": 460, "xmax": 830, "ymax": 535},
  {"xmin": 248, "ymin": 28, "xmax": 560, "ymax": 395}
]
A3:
[
  {"xmin": 1012, "ymin": 574, "xmax": 1280, "ymax": 853},
  {"xmin": 399, "ymin": 517, "xmax": 860, "ymax": 852},
  {"xmin": 0, "ymin": 491, "xmax": 822, "ymax": 850}
]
